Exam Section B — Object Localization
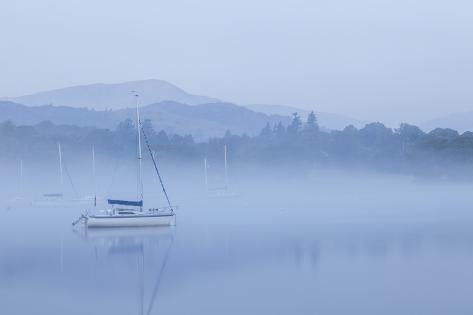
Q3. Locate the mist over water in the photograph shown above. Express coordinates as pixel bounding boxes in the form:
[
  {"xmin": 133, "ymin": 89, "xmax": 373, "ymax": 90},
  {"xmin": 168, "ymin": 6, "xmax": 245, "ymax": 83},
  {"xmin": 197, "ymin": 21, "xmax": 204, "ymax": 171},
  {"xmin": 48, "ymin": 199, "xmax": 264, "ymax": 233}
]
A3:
[
  {"xmin": 1, "ymin": 159, "xmax": 473, "ymax": 314},
  {"xmin": 2, "ymin": 0, "xmax": 472, "ymax": 312}
]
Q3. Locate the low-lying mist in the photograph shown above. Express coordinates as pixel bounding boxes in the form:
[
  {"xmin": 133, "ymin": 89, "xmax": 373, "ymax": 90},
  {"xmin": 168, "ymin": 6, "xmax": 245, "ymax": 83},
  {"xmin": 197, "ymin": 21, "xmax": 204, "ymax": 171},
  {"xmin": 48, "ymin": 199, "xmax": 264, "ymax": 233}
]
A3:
[
  {"xmin": 2, "ymin": 153, "xmax": 472, "ymax": 222},
  {"xmin": 2, "ymin": 145, "xmax": 473, "ymax": 315}
]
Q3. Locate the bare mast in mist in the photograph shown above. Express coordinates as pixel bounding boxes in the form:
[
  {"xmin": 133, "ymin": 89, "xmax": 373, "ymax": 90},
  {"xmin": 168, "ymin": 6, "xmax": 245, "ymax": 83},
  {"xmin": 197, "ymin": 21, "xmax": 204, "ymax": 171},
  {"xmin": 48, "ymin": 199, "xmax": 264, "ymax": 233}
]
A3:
[
  {"xmin": 204, "ymin": 157, "xmax": 209, "ymax": 191},
  {"xmin": 92, "ymin": 145, "xmax": 96, "ymax": 206},
  {"xmin": 58, "ymin": 142, "xmax": 64, "ymax": 192},
  {"xmin": 224, "ymin": 145, "xmax": 228, "ymax": 190},
  {"xmin": 18, "ymin": 159, "xmax": 23, "ymax": 198},
  {"xmin": 133, "ymin": 91, "xmax": 144, "ymax": 207}
]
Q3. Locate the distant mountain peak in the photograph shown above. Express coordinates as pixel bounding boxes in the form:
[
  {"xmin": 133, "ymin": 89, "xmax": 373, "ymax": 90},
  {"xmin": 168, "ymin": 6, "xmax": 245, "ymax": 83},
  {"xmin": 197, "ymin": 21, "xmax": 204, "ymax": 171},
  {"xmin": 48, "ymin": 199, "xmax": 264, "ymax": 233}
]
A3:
[{"xmin": 2, "ymin": 79, "xmax": 219, "ymax": 110}]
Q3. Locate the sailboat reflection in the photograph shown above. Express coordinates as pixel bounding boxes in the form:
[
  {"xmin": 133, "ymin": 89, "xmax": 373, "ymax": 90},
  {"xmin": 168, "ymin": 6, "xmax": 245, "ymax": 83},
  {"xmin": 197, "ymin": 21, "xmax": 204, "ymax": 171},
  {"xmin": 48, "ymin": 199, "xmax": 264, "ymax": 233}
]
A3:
[{"xmin": 80, "ymin": 227, "xmax": 175, "ymax": 315}]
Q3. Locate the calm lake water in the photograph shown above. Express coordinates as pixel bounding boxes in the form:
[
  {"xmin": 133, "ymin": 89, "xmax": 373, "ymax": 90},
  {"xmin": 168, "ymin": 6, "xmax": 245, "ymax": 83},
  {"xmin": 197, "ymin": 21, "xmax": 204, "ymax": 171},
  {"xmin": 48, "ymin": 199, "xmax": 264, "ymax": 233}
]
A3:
[{"xmin": 1, "ymin": 174, "xmax": 473, "ymax": 314}]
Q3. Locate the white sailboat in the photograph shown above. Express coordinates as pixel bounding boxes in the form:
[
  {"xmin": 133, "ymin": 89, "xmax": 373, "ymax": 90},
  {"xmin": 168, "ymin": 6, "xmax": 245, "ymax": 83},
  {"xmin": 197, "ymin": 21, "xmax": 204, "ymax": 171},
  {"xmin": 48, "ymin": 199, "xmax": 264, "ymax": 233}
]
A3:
[{"xmin": 74, "ymin": 92, "xmax": 176, "ymax": 228}]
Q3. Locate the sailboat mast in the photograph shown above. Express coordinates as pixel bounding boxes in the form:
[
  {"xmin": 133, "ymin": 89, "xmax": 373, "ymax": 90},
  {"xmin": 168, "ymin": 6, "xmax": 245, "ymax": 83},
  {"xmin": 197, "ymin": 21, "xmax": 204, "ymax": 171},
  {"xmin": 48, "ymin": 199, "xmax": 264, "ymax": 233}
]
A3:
[
  {"xmin": 92, "ymin": 145, "xmax": 96, "ymax": 203},
  {"xmin": 204, "ymin": 157, "xmax": 208, "ymax": 191},
  {"xmin": 224, "ymin": 145, "xmax": 228, "ymax": 190},
  {"xmin": 133, "ymin": 92, "xmax": 144, "ymax": 204},
  {"xmin": 58, "ymin": 142, "xmax": 64, "ymax": 188},
  {"xmin": 19, "ymin": 159, "xmax": 23, "ymax": 197}
]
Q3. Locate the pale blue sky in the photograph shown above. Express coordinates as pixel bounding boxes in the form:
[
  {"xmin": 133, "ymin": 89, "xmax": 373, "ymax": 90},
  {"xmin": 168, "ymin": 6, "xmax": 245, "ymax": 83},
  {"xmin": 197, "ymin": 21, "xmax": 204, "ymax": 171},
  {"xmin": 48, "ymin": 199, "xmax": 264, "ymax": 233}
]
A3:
[{"xmin": 1, "ymin": 0, "xmax": 472, "ymax": 124}]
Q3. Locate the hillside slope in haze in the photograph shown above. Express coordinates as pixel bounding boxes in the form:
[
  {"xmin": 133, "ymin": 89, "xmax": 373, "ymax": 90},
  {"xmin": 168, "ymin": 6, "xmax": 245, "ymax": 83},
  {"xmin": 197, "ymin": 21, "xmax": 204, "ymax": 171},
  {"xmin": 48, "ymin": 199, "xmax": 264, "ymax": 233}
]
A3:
[
  {"xmin": 246, "ymin": 104, "xmax": 364, "ymax": 130},
  {"xmin": 2, "ymin": 79, "xmax": 219, "ymax": 109},
  {"xmin": 139, "ymin": 102, "xmax": 290, "ymax": 139},
  {"xmin": 421, "ymin": 111, "xmax": 473, "ymax": 133},
  {"xmin": 0, "ymin": 101, "xmax": 289, "ymax": 140},
  {"xmin": 2, "ymin": 79, "xmax": 365, "ymax": 131},
  {"xmin": 0, "ymin": 101, "xmax": 117, "ymax": 127}
]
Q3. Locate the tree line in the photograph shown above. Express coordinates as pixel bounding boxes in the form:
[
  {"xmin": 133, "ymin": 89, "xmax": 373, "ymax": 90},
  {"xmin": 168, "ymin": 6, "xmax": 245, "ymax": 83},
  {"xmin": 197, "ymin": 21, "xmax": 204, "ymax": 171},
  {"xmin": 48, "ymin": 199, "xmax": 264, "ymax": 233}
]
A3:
[{"xmin": 1, "ymin": 112, "xmax": 473, "ymax": 178}]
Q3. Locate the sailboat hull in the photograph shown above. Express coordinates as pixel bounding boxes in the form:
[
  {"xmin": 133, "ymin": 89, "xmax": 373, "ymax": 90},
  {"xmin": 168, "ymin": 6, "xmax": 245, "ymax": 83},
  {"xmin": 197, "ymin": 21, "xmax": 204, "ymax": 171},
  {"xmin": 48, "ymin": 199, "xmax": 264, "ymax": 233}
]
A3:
[{"xmin": 87, "ymin": 214, "xmax": 175, "ymax": 228}]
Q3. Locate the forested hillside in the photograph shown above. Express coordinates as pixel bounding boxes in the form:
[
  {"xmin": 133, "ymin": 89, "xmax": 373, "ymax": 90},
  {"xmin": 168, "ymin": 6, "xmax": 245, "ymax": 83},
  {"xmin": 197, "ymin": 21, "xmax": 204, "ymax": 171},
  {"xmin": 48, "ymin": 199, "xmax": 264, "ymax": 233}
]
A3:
[{"xmin": 1, "ymin": 112, "xmax": 472, "ymax": 179}]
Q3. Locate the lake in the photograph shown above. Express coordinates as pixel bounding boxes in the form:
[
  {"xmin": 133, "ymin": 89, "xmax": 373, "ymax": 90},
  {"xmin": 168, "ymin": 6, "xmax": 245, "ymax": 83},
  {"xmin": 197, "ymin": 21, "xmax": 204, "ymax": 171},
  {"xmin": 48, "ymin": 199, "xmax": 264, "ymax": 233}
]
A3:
[{"xmin": 1, "ymin": 172, "xmax": 473, "ymax": 314}]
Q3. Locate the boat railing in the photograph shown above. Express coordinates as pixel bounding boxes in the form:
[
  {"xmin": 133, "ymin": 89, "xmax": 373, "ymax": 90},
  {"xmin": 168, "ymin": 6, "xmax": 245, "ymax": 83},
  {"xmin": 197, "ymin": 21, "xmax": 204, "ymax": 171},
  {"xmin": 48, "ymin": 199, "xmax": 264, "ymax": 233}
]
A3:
[{"xmin": 148, "ymin": 205, "xmax": 178, "ymax": 213}]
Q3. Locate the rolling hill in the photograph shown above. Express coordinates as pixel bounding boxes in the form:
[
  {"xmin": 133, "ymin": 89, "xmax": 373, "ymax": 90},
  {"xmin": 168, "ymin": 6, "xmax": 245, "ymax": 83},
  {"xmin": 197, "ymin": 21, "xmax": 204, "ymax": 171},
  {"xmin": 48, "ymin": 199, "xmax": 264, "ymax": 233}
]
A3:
[
  {"xmin": 2, "ymin": 79, "xmax": 219, "ymax": 109},
  {"xmin": 0, "ymin": 101, "xmax": 290, "ymax": 140},
  {"xmin": 2, "ymin": 79, "xmax": 367, "ymax": 131}
]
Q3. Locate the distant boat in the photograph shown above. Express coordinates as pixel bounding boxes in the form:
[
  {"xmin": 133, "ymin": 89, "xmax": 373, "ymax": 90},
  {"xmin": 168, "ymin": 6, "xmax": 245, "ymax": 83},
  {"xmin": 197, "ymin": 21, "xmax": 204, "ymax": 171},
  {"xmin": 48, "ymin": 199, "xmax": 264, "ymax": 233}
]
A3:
[
  {"xmin": 32, "ymin": 143, "xmax": 70, "ymax": 207},
  {"xmin": 9, "ymin": 159, "xmax": 27, "ymax": 206},
  {"xmin": 31, "ymin": 193, "xmax": 66, "ymax": 207},
  {"xmin": 71, "ymin": 146, "xmax": 102, "ymax": 206},
  {"xmin": 204, "ymin": 144, "xmax": 238, "ymax": 198},
  {"xmin": 74, "ymin": 93, "xmax": 176, "ymax": 228}
]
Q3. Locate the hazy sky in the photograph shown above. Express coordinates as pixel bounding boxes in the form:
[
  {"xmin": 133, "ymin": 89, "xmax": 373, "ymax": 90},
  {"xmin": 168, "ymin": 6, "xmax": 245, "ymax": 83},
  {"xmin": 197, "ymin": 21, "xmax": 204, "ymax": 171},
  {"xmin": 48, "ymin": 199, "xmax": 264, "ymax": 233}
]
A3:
[{"xmin": 1, "ymin": 0, "xmax": 472, "ymax": 125}]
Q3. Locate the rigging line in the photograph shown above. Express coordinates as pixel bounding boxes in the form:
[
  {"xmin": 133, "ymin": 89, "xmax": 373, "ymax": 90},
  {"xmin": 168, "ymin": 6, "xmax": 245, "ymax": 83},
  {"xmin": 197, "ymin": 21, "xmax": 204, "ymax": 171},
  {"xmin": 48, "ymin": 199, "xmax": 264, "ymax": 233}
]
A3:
[
  {"xmin": 62, "ymin": 158, "xmax": 79, "ymax": 197},
  {"xmin": 140, "ymin": 123, "xmax": 174, "ymax": 212},
  {"xmin": 146, "ymin": 237, "xmax": 174, "ymax": 315}
]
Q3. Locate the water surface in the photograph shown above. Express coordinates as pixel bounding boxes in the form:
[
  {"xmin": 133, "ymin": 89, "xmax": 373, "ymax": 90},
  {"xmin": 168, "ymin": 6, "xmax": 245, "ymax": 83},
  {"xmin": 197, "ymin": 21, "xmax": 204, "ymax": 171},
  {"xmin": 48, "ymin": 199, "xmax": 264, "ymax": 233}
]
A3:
[{"xmin": 1, "ymin": 174, "xmax": 473, "ymax": 314}]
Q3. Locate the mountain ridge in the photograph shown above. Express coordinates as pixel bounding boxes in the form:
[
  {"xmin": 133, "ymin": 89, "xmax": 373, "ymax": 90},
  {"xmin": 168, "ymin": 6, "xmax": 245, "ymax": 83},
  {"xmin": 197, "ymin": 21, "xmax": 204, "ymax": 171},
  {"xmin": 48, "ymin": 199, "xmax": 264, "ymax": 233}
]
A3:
[
  {"xmin": 2, "ymin": 79, "xmax": 219, "ymax": 109},
  {"xmin": 0, "ymin": 79, "xmax": 364, "ymax": 134},
  {"xmin": 0, "ymin": 100, "xmax": 290, "ymax": 140}
]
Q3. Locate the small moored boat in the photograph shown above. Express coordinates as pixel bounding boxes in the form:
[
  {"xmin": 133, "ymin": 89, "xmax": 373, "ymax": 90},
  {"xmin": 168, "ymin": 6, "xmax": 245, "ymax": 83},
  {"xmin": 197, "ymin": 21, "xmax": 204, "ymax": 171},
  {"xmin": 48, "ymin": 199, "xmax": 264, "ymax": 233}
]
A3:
[{"xmin": 86, "ymin": 199, "xmax": 175, "ymax": 228}]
